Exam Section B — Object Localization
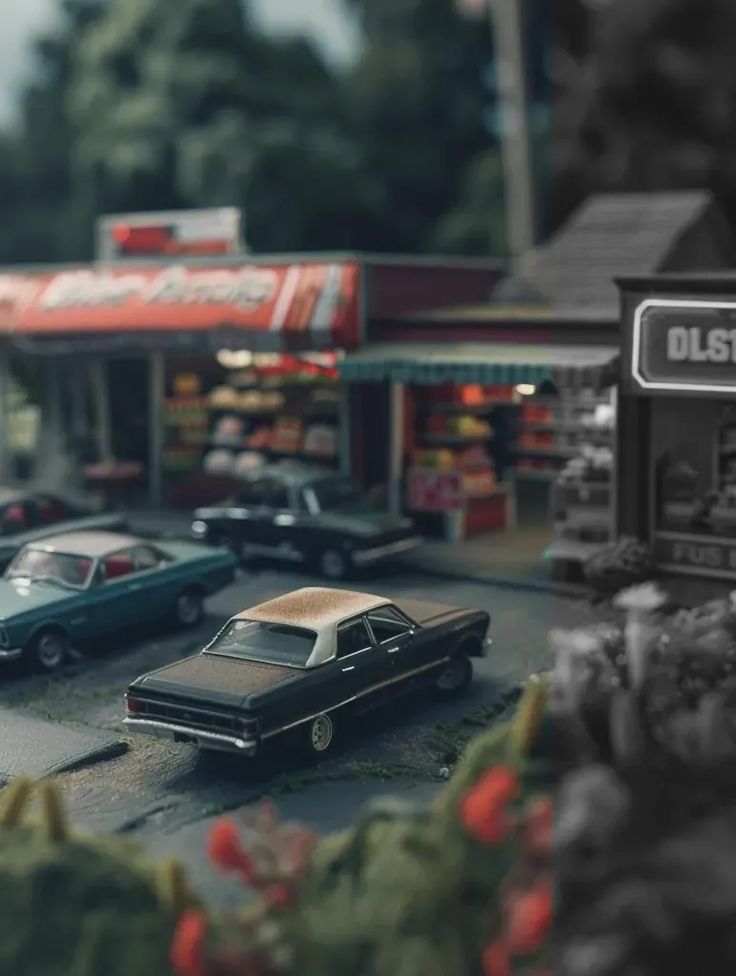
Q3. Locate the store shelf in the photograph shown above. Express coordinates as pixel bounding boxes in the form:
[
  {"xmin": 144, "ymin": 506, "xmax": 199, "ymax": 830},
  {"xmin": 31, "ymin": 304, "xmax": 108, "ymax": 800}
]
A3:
[
  {"xmin": 520, "ymin": 421, "xmax": 613, "ymax": 435},
  {"xmin": 514, "ymin": 446, "xmax": 579, "ymax": 459},
  {"xmin": 423, "ymin": 402, "xmax": 499, "ymax": 414},
  {"xmin": 423, "ymin": 434, "xmax": 493, "ymax": 446},
  {"xmin": 266, "ymin": 449, "xmax": 338, "ymax": 463},
  {"xmin": 208, "ymin": 403, "xmax": 340, "ymax": 418},
  {"xmin": 508, "ymin": 467, "xmax": 560, "ymax": 481},
  {"xmin": 545, "ymin": 538, "xmax": 609, "ymax": 563}
]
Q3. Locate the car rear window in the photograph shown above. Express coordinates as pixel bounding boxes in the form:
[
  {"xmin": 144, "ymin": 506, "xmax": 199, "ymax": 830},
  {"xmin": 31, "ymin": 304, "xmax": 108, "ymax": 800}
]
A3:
[{"xmin": 204, "ymin": 619, "xmax": 317, "ymax": 667}]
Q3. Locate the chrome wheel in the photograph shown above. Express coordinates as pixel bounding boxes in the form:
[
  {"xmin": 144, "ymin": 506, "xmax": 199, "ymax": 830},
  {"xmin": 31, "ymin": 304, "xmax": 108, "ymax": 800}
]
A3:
[
  {"xmin": 436, "ymin": 653, "xmax": 472, "ymax": 694},
  {"xmin": 176, "ymin": 591, "xmax": 203, "ymax": 627},
  {"xmin": 33, "ymin": 630, "xmax": 67, "ymax": 671},
  {"xmin": 319, "ymin": 549, "xmax": 348, "ymax": 580},
  {"xmin": 309, "ymin": 714, "xmax": 334, "ymax": 753}
]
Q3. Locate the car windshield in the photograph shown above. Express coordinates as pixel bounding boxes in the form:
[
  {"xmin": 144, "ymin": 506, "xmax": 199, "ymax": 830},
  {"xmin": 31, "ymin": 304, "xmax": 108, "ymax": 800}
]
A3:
[
  {"xmin": 205, "ymin": 619, "xmax": 316, "ymax": 667},
  {"xmin": 6, "ymin": 549, "xmax": 93, "ymax": 589},
  {"xmin": 309, "ymin": 477, "xmax": 363, "ymax": 512}
]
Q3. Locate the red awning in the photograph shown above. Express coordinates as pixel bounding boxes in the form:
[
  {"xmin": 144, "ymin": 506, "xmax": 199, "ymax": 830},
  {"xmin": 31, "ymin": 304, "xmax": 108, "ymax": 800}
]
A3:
[{"xmin": 0, "ymin": 261, "xmax": 361, "ymax": 350}]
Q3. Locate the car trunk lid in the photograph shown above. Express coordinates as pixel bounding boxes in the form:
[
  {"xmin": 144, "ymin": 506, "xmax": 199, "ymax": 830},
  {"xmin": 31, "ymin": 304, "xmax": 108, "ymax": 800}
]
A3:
[{"xmin": 137, "ymin": 652, "xmax": 301, "ymax": 709}]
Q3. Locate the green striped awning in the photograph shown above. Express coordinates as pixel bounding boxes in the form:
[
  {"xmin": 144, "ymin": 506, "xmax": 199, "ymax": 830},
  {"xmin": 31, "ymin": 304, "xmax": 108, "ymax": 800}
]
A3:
[{"xmin": 339, "ymin": 343, "xmax": 619, "ymax": 389}]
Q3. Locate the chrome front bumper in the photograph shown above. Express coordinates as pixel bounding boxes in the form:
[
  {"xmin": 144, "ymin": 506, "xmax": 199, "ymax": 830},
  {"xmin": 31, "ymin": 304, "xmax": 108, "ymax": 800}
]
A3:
[
  {"xmin": 352, "ymin": 536, "xmax": 422, "ymax": 566},
  {"xmin": 0, "ymin": 648, "xmax": 23, "ymax": 663},
  {"xmin": 123, "ymin": 716, "xmax": 258, "ymax": 756}
]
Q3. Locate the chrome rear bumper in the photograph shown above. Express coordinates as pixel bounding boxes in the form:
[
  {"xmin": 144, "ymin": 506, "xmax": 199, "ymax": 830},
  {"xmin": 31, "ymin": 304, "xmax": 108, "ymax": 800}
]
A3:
[{"xmin": 123, "ymin": 716, "xmax": 258, "ymax": 756}]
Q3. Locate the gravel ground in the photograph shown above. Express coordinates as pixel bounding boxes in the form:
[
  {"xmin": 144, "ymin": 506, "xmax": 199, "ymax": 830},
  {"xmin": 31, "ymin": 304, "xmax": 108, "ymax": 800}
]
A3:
[{"xmin": 0, "ymin": 564, "xmax": 598, "ymax": 899}]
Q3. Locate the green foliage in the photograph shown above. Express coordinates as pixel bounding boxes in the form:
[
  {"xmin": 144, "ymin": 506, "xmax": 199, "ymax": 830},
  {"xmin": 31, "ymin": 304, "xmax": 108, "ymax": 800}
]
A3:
[
  {"xmin": 0, "ymin": 0, "xmax": 554, "ymax": 261},
  {"xmin": 554, "ymin": 0, "xmax": 736, "ymax": 229},
  {"xmin": 0, "ymin": 779, "xmax": 178, "ymax": 976}
]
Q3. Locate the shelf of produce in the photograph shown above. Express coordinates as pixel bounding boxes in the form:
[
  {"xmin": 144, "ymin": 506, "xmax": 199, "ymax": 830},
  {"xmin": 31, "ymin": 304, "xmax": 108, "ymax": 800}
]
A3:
[
  {"xmin": 514, "ymin": 446, "xmax": 579, "ymax": 458},
  {"xmin": 520, "ymin": 422, "xmax": 613, "ymax": 436},
  {"xmin": 509, "ymin": 467, "xmax": 560, "ymax": 481},
  {"xmin": 266, "ymin": 449, "xmax": 338, "ymax": 464},
  {"xmin": 554, "ymin": 510, "xmax": 613, "ymax": 531},
  {"xmin": 422, "ymin": 402, "xmax": 502, "ymax": 414},
  {"xmin": 208, "ymin": 405, "xmax": 340, "ymax": 418},
  {"xmin": 423, "ymin": 434, "xmax": 493, "ymax": 446}
]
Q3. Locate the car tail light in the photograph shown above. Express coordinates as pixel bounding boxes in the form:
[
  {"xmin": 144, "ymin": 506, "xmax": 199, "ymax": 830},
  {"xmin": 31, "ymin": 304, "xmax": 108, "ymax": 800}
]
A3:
[
  {"xmin": 126, "ymin": 696, "xmax": 144, "ymax": 714},
  {"xmin": 239, "ymin": 717, "xmax": 259, "ymax": 739}
]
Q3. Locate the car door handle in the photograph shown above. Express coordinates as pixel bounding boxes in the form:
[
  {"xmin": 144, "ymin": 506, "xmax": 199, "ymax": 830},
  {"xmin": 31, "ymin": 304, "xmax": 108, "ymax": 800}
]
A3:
[
  {"xmin": 387, "ymin": 646, "xmax": 399, "ymax": 654},
  {"xmin": 341, "ymin": 665, "xmax": 355, "ymax": 672},
  {"xmin": 128, "ymin": 583, "xmax": 142, "ymax": 591}
]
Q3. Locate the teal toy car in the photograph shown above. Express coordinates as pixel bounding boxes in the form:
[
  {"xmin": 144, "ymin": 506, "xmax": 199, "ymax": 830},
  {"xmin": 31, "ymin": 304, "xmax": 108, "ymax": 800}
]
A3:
[{"xmin": 0, "ymin": 530, "xmax": 238, "ymax": 671}]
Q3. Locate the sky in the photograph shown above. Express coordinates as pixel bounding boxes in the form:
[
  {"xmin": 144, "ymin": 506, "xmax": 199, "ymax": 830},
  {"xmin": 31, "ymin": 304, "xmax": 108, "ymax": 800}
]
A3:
[{"xmin": 0, "ymin": 0, "xmax": 360, "ymax": 126}]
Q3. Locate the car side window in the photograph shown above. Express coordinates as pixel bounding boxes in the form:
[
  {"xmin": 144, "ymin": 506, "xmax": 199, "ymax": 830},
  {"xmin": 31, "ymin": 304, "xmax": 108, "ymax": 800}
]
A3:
[
  {"xmin": 131, "ymin": 545, "xmax": 169, "ymax": 572},
  {"xmin": 34, "ymin": 495, "xmax": 71, "ymax": 524},
  {"xmin": 366, "ymin": 606, "xmax": 413, "ymax": 644},
  {"xmin": 101, "ymin": 550, "xmax": 136, "ymax": 582},
  {"xmin": 237, "ymin": 480, "xmax": 270, "ymax": 506},
  {"xmin": 336, "ymin": 618, "xmax": 373, "ymax": 659},
  {"xmin": 266, "ymin": 481, "xmax": 290, "ymax": 510},
  {"xmin": 0, "ymin": 503, "xmax": 27, "ymax": 535}
]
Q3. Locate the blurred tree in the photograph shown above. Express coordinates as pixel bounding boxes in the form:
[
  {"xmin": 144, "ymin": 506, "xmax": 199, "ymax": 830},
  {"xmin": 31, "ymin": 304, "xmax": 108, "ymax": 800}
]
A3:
[
  {"xmin": 554, "ymin": 0, "xmax": 736, "ymax": 230},
  {"xmin": 0, "ymin": 0, "xmax": 106, "ymax": 263},
  {"xmin": 343, "ymin": 0, "xmax": 551, "ymax": 255},
  {"xmin": 342, "ymin": 0, "xmax": 507, "ymax": 254},
  {"xmin": 67, "ymin": 0, "xmax": 384, "ymax": 252}
]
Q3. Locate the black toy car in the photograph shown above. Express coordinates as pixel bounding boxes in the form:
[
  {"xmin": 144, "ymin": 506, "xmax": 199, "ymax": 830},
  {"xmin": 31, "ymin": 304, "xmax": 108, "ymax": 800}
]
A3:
[
  {"xmin": 0, "ymin": 489, "xmax": 128, "ymax": 571},
  {"xmin": 190, "ymin": 463, "xmax": 420, "ymax": 579},
  {"xmin": 124, "ymin": 586, "xmax": 492, "ymax": 758}
]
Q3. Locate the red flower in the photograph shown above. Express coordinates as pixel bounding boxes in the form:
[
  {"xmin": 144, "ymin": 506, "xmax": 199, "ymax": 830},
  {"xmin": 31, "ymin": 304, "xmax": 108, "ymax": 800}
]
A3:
[
  {"xmin": 170, "ymin": 910, "xmax": 207, "ymax": 976},
  {"xmin": 264, "ymin": 883, "xmax": 294, "ymax": 910},
  {"xmin": 505, "ymin": 882, "xmax": 553, "ymax": 955},
  {"xmin": 207, "ymin": 818, "xmax": 259, "ymax": 885},
  {"xmin": 481, "ymin": 940, "xmax": 512, "ymax": 976},
  {"xmin": 460, "ymin": 767, "xmax": 519, "ymax": 844},
  {"xmin": 524, "ymin": 798, "xmax": 553, "ymax": 854}
]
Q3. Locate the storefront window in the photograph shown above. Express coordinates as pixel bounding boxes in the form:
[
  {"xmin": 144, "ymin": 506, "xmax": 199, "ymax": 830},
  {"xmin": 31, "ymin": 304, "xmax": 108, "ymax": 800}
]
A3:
[{"xmin": 651, "ymin": 397, "xmax": 736, "ymax": 575}]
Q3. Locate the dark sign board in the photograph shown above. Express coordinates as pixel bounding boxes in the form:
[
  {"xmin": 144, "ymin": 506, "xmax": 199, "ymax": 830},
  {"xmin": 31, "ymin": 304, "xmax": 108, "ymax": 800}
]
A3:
[
  {"xmin": 654, "ymin": 533, "xmax": 736, "ymax": 577},
  {"xmin": 630, "ymin": 299, "xmax": 736, "ymax": 395}
]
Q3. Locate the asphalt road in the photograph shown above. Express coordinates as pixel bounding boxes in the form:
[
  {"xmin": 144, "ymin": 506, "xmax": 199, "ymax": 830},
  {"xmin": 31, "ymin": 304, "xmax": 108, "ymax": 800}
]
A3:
[{"xmin": 0, "ymin": 564, "xmax": 597, "ymax": 903}]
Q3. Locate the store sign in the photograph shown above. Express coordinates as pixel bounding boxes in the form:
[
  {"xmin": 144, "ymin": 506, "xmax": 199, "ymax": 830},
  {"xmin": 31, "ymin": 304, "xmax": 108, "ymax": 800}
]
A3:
[
  {"xmin": 0, "ymin": 275, "xmax": 38, "ymax": 328},
  {"xmin": 2, "ymin": 263, "xmax": 360, "ymax": 348},
  {"xmin": 654, "ymin": 534, "xmax": 736, "ymax": 575},
  {"xmin": 631, "ymin": 298, "xmax": 736, "ymax": 393},
  {"xmin": 96, "ymin": 209, "xmax": 244, "ymax": 260},
  {"xmin": 406, "ymin": 468, "xmax": 464, "ymax": 512}
]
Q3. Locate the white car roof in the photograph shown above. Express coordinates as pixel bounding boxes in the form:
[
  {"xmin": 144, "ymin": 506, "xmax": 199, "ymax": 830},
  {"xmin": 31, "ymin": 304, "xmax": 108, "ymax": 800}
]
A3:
[{"xmin": 240, "ymin": 587, "xmax": 391, "ymax": 633}]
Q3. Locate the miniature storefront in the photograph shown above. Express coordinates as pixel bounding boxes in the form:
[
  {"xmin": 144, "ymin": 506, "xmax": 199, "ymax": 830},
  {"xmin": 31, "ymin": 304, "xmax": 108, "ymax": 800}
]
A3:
[
  {"xmin": 340, "ymin": 340, "xmax": 619, "ymax": 564},
  {"xmin": 619, "ymin": 274, "xmax": 736, "ymax": 581},
  {"xmin": 340, "ymin": 190, "xmax": 735, "ymax": 577},
  {"xmin": 0, "ymin": 254, "xmax": 501, "ymax": 506}
]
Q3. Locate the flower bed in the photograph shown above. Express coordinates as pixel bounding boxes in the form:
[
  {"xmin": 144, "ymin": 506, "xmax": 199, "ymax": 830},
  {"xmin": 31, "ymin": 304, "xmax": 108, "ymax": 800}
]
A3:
[
  {"xmin": 550, "ymin": 582, "xmax": 736, "ymax": 975},
  {"xmin": 10, "ymin": 581, "xmax": 736, "ymax": 976}
]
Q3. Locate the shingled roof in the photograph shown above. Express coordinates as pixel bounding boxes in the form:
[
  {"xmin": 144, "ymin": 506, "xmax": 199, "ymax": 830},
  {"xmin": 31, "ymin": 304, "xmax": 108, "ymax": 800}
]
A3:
[{"xmin": 509, "ymin": 190, "xmax": 721, "ymax": 315}]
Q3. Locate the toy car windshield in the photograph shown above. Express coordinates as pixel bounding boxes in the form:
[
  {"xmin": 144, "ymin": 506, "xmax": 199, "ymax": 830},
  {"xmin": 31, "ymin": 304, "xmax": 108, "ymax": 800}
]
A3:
[
  {"xmin": 204, "ymin": 619, "xmax": 317, "ymax": 667},
  {"xmin": 305, "ymin": 476, "xmax": 363, "ymax": 512},
  {"xmin": 6, "ymin": 549, "xmax": 93, "ymax": 589}
]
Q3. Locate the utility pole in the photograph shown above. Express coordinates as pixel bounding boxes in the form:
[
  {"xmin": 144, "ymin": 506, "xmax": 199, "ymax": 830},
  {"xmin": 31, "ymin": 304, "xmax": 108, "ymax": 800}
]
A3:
[
  {"xmin": 459, "ymin": 0, "xmax": 536, "ymax": 266},
  {"xmin": 489, "ymin": 0, "xmax": 536, "ymax": 267}
]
